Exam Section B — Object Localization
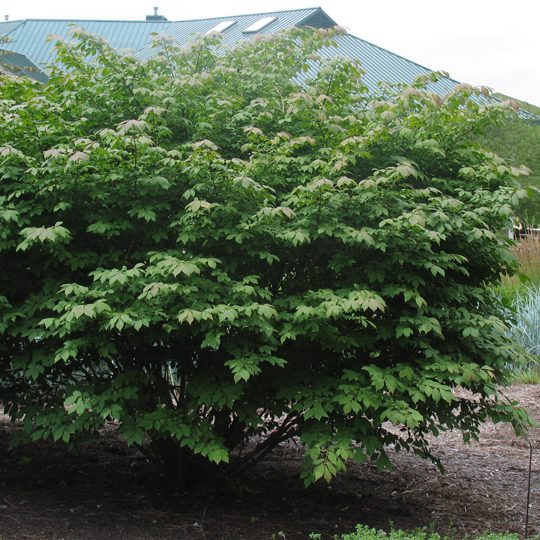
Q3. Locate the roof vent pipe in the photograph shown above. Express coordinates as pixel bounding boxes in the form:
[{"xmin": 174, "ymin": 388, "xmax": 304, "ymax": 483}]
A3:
[{"xmin": 146, "ymin": 6, "xmax": 167, "ymax": 21}]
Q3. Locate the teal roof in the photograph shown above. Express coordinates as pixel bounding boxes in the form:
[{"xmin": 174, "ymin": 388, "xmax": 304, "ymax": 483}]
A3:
[
  {"xmin": 0, "ymin": 7, "xmax": 536, "ymax": 119},
  {"xmin": 0, "ymin": 19, "xmax": 169, "ymax": 69},
  {"xmin": 0, "ymin": 8, "xmax": 332, "ymax": 70},
  {"xmin": 136, "ymin": 8, "xmax": 335, "ymax": 60},
  {"xmin": 0, "ymin": 20, "xmax": 26, "ymax": 35},
  {"xmin": 298, "ymin": 34, "xmax": 459, "ymax": 94}
]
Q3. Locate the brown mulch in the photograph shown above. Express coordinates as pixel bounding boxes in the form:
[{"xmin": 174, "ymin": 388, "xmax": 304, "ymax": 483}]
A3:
[{"xmin": 1, "ymin": 384, "xmax": 539, "ymax": 539}]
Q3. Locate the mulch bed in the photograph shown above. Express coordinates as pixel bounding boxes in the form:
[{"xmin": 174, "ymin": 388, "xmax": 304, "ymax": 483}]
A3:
[{"xmin": 1, "ymin": 384, "xmax": 539, "ymax": 539}]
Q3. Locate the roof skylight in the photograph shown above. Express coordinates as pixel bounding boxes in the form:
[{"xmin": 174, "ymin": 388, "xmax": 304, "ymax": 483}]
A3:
[
  {"xmin": 243, "ymin": 16, "xmax": 277, "ymax": 33},
  {"xmin": 205, "ymin": 20, "xmax": 236, "ymax": 34}
]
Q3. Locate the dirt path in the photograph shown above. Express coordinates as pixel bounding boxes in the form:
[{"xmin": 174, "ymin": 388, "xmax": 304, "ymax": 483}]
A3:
[{"xmin": 1, "ymin": 384, "xmax": 539, "ymax": 539}]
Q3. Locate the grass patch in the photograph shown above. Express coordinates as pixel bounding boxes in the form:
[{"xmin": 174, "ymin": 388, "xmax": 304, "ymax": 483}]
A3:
[{"xmin": 513, "ymin": 364, "xmax": 540, "ymax": 384}]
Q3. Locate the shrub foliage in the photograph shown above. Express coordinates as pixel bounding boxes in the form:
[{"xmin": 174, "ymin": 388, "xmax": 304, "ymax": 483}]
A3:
[{"xmin": 0, "ymin": 28, "xmax": 532, "ymax": 488}]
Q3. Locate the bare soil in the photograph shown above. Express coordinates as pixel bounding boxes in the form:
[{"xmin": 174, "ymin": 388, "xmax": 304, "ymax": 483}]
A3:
[{"xmin": 1, "ymin": 384, "xmax": 539, "ymax": 539}]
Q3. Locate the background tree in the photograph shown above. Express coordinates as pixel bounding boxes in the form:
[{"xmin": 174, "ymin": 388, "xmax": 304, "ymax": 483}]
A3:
[
  {"xmin": 0, "ymin": 28, "xmax": 532, "ymax": 490},
  {"xmin": 481, "ymin": 94, "xmax": 540, "ymax": 227}
]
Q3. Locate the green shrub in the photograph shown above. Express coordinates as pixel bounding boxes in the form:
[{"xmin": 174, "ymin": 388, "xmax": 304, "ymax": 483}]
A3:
[
  {"xmin": 325, "ymin": 525, "xmax": 523, "ymax": 540},
  {"xmin": 0, "ymin": 28, "xmax": 533, "ymax": 490},
  {"xmin": 340, "ymin": 525, "xmax": 445, "ymax": 540}
]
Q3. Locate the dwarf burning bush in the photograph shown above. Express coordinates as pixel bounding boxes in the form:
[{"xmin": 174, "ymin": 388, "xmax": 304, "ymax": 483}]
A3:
[{"xmin": 0, "ymin": 27, "xmax": 532, "ymax": 489}]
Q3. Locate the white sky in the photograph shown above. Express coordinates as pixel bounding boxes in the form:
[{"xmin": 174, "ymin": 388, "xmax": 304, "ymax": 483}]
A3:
[{"xmin": 2, "ymin": 0, "xmax": 539, "ymax": 106}]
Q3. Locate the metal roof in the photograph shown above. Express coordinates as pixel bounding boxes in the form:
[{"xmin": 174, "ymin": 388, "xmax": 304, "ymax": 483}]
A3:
[
  {"xmin": 0, "ymin": 19, "xmax": 170, "ymax": 68},
  {"xmin": 136, "ymin": 8, "xmax": 335, "ymax": 60},
  {"xmin": 132, "ymin": 7, "xmax": 455, "ymax": 98},
  {"xmin": 0, "ymin": 7, "xmax": 536, "ymax": 119},
  {"xmin": 0, "ymin": 8, "xmax": 333, "ymax": 69},
  {"xmin": 0, "ymin": 20, "xmax": 26, "ymax": 36},
  {"xmin": 291, "ymin": 34, "xmax": 456, "ymax": 93}
]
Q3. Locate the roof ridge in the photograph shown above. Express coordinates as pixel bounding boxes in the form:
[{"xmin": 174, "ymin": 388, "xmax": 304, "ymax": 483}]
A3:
[
  {"xmin": 159, "ymin": 7, "xmax": 322, "ymax": 24},
  {"xmin": 133, "ymin": 7, "xmax": 330, "ymax": 58},
  {"xmin": 0, "ymin": 8, "xmax": 324, "ymax": 27},
  {"xmin": 1, "ymin": 19, "xmax": 170, "ymax": 24}
]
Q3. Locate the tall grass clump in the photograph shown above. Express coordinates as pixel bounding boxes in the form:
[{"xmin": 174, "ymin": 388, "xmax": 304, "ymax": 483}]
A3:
[
  {"xmin": 498, "ymin": 232, "xmax": 540, "ymax": 382},
  {"xmin": 508, "ymin": 285, "xmax": 540, "ymax": 355},
  {"xmin": 506, "ymin": 284, "xmax": 540, "ymax": 382},
  {"xmin": 502, "ymin": 232, "xmax": 540, "ymax": 287},
  {"xmin": 515, "ymin": 232, "xmax": 540, "ymax": 282}
]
